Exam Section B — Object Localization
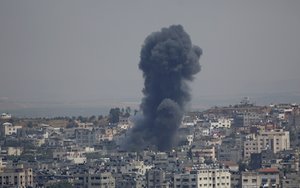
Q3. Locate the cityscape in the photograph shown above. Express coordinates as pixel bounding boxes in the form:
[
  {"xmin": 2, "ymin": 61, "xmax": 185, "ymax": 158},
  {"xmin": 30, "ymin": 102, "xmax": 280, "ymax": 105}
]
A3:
[
  {"xmin": 1, "ymin": 98, "xmax": 300, "ymax": 187},
  {"xmin": 1, "ymin": 1, "xmax": 300, "ymax": 188}
]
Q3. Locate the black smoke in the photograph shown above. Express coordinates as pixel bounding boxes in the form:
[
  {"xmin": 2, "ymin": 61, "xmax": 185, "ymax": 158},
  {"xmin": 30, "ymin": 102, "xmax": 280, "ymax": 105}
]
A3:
[{"xmin": 126, "ymin": 25, "xmax": 202, "ymax": 151}]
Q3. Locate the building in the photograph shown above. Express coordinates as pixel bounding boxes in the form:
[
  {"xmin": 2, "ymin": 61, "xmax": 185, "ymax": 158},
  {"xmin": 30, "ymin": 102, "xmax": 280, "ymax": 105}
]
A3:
[
  {"xmin": 1, "ymin": 122, "xmax": 22, "ymax": 136},
  {"xmin": 147, "ymin": 169, "xmax": 169, "ymax": 188},
  {"xmin": 75, "ymin": 128, "xmax": 97, "ymax": 147},
  {"xmin": 282, "ymin": 172, "xmax": 300, "ymax": 188},
  {"xmin": 0, "ymin": 164, "xmax": 33, "ymax": 187},
  {"xmin": 116, "ymin": 173, "xmax": 146, "ymax": 188},
  {"xmin": 0, "ymin": 113, "xmax": 11, "ymax": 120},
  {"xmin": 234, "ymin": 112, "xmax": 261, "ymax": 127},
  {"xmin": 209, "ymin": 118, "xmax": 232, "ymax": 129},
  {"xmin": 120, "ymin": 160, "xmax": 152, "ymax": 176},
  {"xmin": 241, "ymin": 168, "xmax": 280, "ymax": 188},
  {"xmin": 173, "ymin": 168, "xmax": 231, "ymax": 188},
  {"xmin": 191, "ymin": 146, "xmax": 216, "ymax": 161},
  {"xmin": 74, "ymin": 172, "xmax": 115, "ymax": 188},
  {"xmin": 217, "ymin": 146, "xmax": 242, "ymax": 163},
  {"xmin": 244, "ymin": 129, "xmax": 290, "ymax": 159}
]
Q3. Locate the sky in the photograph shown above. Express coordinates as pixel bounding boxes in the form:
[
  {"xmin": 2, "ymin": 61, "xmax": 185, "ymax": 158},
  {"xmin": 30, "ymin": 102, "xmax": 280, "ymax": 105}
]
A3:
[{"xmin": 0, "ymin": 1, "xmax": 300, "ymax": 115}]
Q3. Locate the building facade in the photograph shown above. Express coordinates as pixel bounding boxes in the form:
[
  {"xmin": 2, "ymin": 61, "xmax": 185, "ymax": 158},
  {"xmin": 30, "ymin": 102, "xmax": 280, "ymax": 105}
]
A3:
[
  {"xmin": 173, "ymin": 168, "xmax": 231, "ymax": 188},
  {"xmin": 244, "ymin": 129, "xmax": 290, "ymax": 159}
]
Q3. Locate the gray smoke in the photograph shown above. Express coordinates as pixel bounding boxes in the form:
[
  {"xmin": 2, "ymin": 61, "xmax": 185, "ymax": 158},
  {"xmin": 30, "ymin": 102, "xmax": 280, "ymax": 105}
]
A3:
[{"xmin": 126, "ymin": 25, "xmax": 202, "ymax": 151}]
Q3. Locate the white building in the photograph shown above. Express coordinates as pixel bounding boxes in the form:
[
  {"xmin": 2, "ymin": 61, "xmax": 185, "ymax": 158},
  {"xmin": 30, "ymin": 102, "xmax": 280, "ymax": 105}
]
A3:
[
  {"xmin": 209, "ymin": 118, "xmax": 232, "ymax": 130},
  {"xmin": 1, "ymin": 122, "xmax": 22, "ymax": 136},
  {"xmin": 0, "ymin": 113, "xmax": 11, "ymax": 120}
]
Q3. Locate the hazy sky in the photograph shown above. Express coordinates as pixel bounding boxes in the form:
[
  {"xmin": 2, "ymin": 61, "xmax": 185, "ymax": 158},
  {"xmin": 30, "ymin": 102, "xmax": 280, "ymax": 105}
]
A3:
[{"xmin": 1, "ymin": 1, "xmax": 300, "ymax": 111}]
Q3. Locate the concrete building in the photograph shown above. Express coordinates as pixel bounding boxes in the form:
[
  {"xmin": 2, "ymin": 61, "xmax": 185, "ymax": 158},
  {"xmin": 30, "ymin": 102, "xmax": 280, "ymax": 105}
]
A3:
[
  {"xmin": 120, "ymin": 160, "xmax": 152, "ymax": 176},
  {"xmin": 244, "ymin": 129, "xmax": 290, "ymax": 159},
  {"xmin": 282, "ymin": 172, "xmax": 300, "ymax": 188},
  {"xmin": 0, "ymin": 164, "xmax": 33, "ymax": 188},
  {"xmin": 234, "ymin": 112, "xmax": 261, "ymax": 127},
  {"xmin": 241, "ymin": 168, "xmax": 280, "ymax": 188},
  {"xmin": 7, "ymin": 147, "xmax": 23, "ymax": 156},
  {"xmin": 74, "ymin": 172, "xmax": 115, "ymax": 188},
  {"xmin": 147, "ymin": 169, "xmax": 169, "ymax": 188},
  {"xmin": 173, "ymin": 168, "xmax": 231, "ymax": 188},
  {"xmin": 209, "ymin": 118, "xmax": 232, "ymax": 129},
  {"xmin": 1, "ymin": 122, "xmax": 22, "ymax": 136},
  {"xmin": 75, "ymin": 128, "xmax": 96, "ymax": 147},
  {"xmin": 191, "ymin": 146, "xmax": 216, "ymax": 161},
  {"xmin": 0, "ymin": 113, "xmax": 11, "ymax": 120},
  {"xmin": 116, "ymin": 173, "xmax": 146, "ymax": 188}
]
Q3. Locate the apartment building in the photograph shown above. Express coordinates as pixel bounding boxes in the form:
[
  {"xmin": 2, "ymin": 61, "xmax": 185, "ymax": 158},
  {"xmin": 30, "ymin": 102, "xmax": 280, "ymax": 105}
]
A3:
[
  {"xmin": 75, "ymin": 128, "xmax": 96, "ymax": 147},
  {"xmin": 1, "ymin": 122, "xmax": 22, "ymax": 136},
  {"xmin": 241, "ymin": 168, "xmax": 280, "ymax": 188},
  {"xmin": 74, "ymin": 172, "xmax": 115, "ymax": 188},
  {"xmin": 209, "ymin": 118, "xmax": 232, "ymax": 129},
  {"xmin": 244, "ymin": 129, "xmax": 290, "ymax": 159},
  {"xmin": 147, "ymin": 169, "xmax": 169, "ymax": 188},
  {"xmin": 173, "ymin": 168, "xmax": 231, "ymax": 188},
  {"xmin": 0, "ymin": 164, "xmax": 33, "ymax": 188}
]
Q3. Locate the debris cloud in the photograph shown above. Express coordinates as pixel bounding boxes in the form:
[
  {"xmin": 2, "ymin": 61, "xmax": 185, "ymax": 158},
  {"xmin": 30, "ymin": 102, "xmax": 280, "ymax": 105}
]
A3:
[{"xmin": 126, "ymin": 25, "xmax": 202, "ymax": 151}]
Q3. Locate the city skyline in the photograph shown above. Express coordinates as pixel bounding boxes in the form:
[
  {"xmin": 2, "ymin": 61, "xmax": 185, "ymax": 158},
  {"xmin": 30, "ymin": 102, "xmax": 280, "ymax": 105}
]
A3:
[{"xmin": 1, "ymin": 1, "xmax": 300, "ymax": 115}]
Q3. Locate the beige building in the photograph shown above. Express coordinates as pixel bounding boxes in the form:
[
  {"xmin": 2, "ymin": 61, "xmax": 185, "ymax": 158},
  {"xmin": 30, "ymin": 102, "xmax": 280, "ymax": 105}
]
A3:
[
  {"xmin": 191, "ymin": 146, "xmax": 216, "ymax": 161},
  {"xmin": 173, "ymin": 168, "xmax": 231, "ymax": 188},
  {"xmin": 1, "ymin": 122, "xmax": 22, "ymax": 136},
  {"xmin": 0, "ymin": 164, "xmax": 33, "ymax": 187},
  {"xmin": 244, "ymin": 129, "xmax": 290, "ymax": 159},
  {"xmin": 7, "ymin": 147, "xmax": 23, "ymax": 156},
  {"xmin": 241, "ymin": 168, "xmax": 280, "ymax": 188}
]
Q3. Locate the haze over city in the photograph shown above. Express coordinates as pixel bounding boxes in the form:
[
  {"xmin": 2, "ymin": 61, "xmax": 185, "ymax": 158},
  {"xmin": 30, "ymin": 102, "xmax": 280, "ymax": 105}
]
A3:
[{"xmin": 1, "ymin": 1, "xmax": 300, "ymax": 117}]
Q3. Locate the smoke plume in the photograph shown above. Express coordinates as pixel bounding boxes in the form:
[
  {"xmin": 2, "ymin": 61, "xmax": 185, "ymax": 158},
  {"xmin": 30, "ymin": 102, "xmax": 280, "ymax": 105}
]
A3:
[{"xmin": 126, "ymin": 25, "xmax": 202, "ymax": 151}]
